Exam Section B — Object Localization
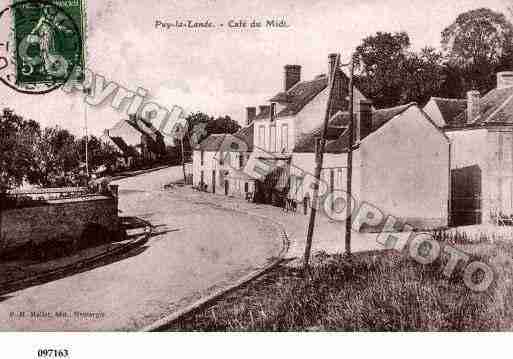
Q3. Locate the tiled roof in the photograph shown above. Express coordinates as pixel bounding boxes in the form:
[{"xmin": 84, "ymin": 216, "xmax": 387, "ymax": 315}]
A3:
[
  {"xmin": 293, "ymin": 114, "xmax": 349, "ymax": 153},
  {"xmin": 474, "ymin": 86, "xmax": 513, "ymax": 125},
  {"xmin": 257, "ymin": 72, "xmax": 349, "ymax": 120},
  {"xmin": 196, "ymin": 130, "xmax": 253, "ymax": 152},
  {"xmin": 294, "ymin": 103, "xmax": 415, "ymax": 153},
  {"xmin": 280, "ymin": 75, "xmax": 330, "ymax": 117},
  {"xmin": 127, "ymin": 118, "xmax": 160, "ymax": 141},
  {"xmin": 450, "ymin": 87, "xmax": 513, "ymax": 127},
  {"xmin": 234, "ymin": 122, "xmax": 254, "ymax": 151},
  {"xmin": 110, "ymin": 136, "xmax": 138, "ymax": 157},
  {"xmin": 372, "ymin": 103, "xmax": 416, "ymax": 130},
  {"xmin": 195, "ymin": 134, "xmax": 227, "ymax": 151},
  {"xmin": 431, "ymin": 97, "xmax": 467, "ymax": 125}
]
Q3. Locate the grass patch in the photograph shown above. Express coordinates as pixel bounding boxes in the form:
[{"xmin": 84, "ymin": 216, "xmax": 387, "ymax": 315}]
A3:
[{"xmin": 169, "ymin": 244, "xmax": 513, "ymax": 331}]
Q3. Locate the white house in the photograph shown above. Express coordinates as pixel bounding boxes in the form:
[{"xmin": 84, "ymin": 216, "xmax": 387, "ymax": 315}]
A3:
[
  {"xmin": 192, "ymin": 125, "xmax": 254, "ymax": 196},
  {"xmin": 241, "ymin": 54, "xmax": 370, "ymax": 205},
  {"xmin": 291, "ymin": 103, "xmax": 451, "ymax": 230},
  {"xmin": 438, "ymin": 71, "xmax": 513, "ymax": 225},
  {"xmin": 191, "ymin": 54, "xmax": 453, "ymax": 230}
]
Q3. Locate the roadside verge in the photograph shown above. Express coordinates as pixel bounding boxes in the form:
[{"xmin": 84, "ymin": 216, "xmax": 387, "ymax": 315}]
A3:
[{"xmin": 0, "ymin": 228, "xmax": 151, "ymax": 297}]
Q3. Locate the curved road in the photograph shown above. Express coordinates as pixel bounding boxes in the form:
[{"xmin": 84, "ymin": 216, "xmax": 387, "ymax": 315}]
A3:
[{"xmin": 0, "ymin": 166, "xmax": 282, "ymax": 331}]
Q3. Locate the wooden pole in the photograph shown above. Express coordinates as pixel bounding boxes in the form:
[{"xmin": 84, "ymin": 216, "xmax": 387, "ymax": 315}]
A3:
[
  {"xmin": 303, "ymin": 53, "xmax": 340, "ymax": 274},
  {"xmin": 84, "ymin": 88, "xmax": 91, "ymax": 183},
  {"xmin": 345, "ymin": 56, "xmax": 355, "ymax": 257},
  {"xmin": 181, "ymin": 137, "xmax": 186, "ymax": 183},
  {"xmin": 84, "ymin": 98, "xmax": 89, "ymax": 181}
]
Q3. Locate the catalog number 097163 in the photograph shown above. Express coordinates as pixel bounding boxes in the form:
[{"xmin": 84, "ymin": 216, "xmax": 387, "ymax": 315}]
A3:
[{"xmin": 37, "ymin": 349, "xmax": 70, "ymax": 358}]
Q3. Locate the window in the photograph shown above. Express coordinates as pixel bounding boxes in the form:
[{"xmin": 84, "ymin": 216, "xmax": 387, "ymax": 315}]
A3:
[
  {"xmin": 276, "ymin": 126, "xmax": 282, "ymax": 152},
  {"xmin": 270, "ymin": 103, "xmax": 276, "ymax": 122},
  {"xmin": 504, "ymin": 134, "xmax": 513, "ymax": 165},
  {"xmin": 239, "ymin": 152, "xmax": 244, "ymax": 169},
  {"xmin": 499, "ymin": 133, "xmax": 504, "ymax": 162},
  {"xmin": 200, "ymin": 150, "xmax": 204, "ymax": 166},
  {"xmin": 219, "ymin": 151, "xmax": 224, "ymax": 165},
  {"xmin": 244, "ymin": 182, "xmax": 249, "ymax": 193},
  {"xmin": 270, "ymin": 126, "xmax": 276, "ymax": 152},
  {"xmin": 281, "ymin": 124, "xmax": 288, "ymax": 152},
  {"xmin": 259, "ymin": 125, "xmax": 265, "ymax": 149}
]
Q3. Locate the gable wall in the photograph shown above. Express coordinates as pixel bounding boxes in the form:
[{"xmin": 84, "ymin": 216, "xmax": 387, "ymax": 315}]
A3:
[
  {"xmin": 108, "ymin": 121, "xmax": 142, "ymax": 149},
  {"xmin": 294, "ymin": 85, "xmax": 368, "ymax": 139},
  {"xmin": 359, "ymin": 106, "xmax": 450, "ymax": 228},
  {"xmin": 423, "ymin": 99, "xmax": 445, "ymax": 127}
]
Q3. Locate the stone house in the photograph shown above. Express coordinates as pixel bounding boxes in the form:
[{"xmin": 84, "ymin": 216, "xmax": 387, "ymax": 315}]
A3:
[
  {"xmin": 425, "ymin": 71, "xmax": 513, "ymax": 226},
  {"xmin": 192, "ymin": 125, "xmax": 254, "ymax": 195},
  {"xmin": 242, "ymin": 54, "xmax": 370, "ymax": 204},
  {"xmin": 101, "ymin": 135, "xmax": 138, "ymax": 169},
  {"xmin": 292, "ymin": 102, "xmax": 451, "ymax": 229}
]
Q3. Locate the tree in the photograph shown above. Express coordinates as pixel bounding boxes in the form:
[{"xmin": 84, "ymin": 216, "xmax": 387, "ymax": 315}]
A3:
[
  {"xmin": 401, "ymin": 47, "xmax": 446, "ymax": 106},
  {"xmin": 0, "ymin": 108, "xmax": 40, "ymax": 193},
  {"xmin": 206, "ymin": 115, "xmax": 241, "ymax": 135},
  {"xmin": 354, "ymin": 31, "xmax": 411, "ymax": 108},
  {"xmin": 184, "ymin": 112, "xmax": 210, "ymax": 147},
  {"xmin": 442, "ymin": 8, "xmax": 513, "ymax": 94},
  {"xmin": 31, "ymin": 126, "xmax": 79, "ymax": 187},
  {"xmin": 178, "ymin": 112, "xmax": 208, "ymax": 162},
  {"xmin": 75, "ymin": 135, "xmax": 119, "ymax": 174}
]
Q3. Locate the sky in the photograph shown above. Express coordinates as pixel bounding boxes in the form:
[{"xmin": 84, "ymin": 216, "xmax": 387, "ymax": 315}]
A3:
[{"xmin": 0, "ymin": 0, "xmax": 511, "ymax": 138}]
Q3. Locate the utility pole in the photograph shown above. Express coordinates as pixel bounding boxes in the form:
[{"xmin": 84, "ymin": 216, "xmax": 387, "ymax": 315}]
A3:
[
  {"xmin": 345, "ymin": 56, "xmax": 355, "ymax": 257},
  {"xmin": 84, "ymin": 88, "xmax": 91, "ymax": 181},
  {"xmin": 303, "ymin": 53, "xmax": 340, "ymax": 274},
  {"xmin": 181, "ymin": 137, "xmax": 186, "ymax": 183}
]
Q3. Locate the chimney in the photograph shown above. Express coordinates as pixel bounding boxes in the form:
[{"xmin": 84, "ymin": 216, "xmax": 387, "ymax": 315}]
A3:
[
  {"xmin": 284, "ymin": 65, "xmax": 301, "ymax": 91},
  {"xmin": 357, "ymin": 100, "xmax": 373, "ymax": 142},
  {"xmin": 328, "ymin": 53, "xmax": 338, "ymax": 79},
  {"xmin": 467, "ymin": 90, "xmax": 481, "ymax": 124},
  {"xmin": 270, "ymin": 103, "xmax": 276, "ymax": 121},
  {"xmin": 497, "ymin": 71, "xmax": 513, "ymax": 89},
  {"xmin": 103, "ymin": 129, "xmax": 110, "ymax": 137},
  {"xmin": 246, "ymin": 107, "xmax": 256, "ymax": 125}
]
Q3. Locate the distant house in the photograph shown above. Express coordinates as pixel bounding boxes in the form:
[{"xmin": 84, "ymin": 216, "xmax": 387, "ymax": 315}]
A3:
[
  {"xmin": 102, "ymin": 114, "xmax": 166, "ymax": 168},
  {"xmin": 192, "ymin": 125, "xmax": 254, "ymax": 195},
  {"xmin": 101, "ymin": 135, "xmax": 138, "ymax": 169},
  {"xmin": 432, "ymin": 71, "xmax": 513, "ymax": 226}
]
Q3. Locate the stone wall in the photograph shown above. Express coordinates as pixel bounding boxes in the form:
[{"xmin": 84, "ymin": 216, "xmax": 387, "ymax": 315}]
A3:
[{"xmin": 0, "ymin": 195, "xmax": 120, "ymax": 253}]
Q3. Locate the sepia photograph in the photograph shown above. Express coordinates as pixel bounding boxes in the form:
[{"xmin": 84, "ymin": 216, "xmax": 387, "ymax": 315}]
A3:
[{"xmin": 1, "ymin": 0, "xmax": 513, "ymax": 353}]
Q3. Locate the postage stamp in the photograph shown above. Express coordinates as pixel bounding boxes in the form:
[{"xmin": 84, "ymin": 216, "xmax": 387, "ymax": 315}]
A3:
[{"xmin": 0, "ymin": 0, "xmax": 85, "ymax": 94}]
